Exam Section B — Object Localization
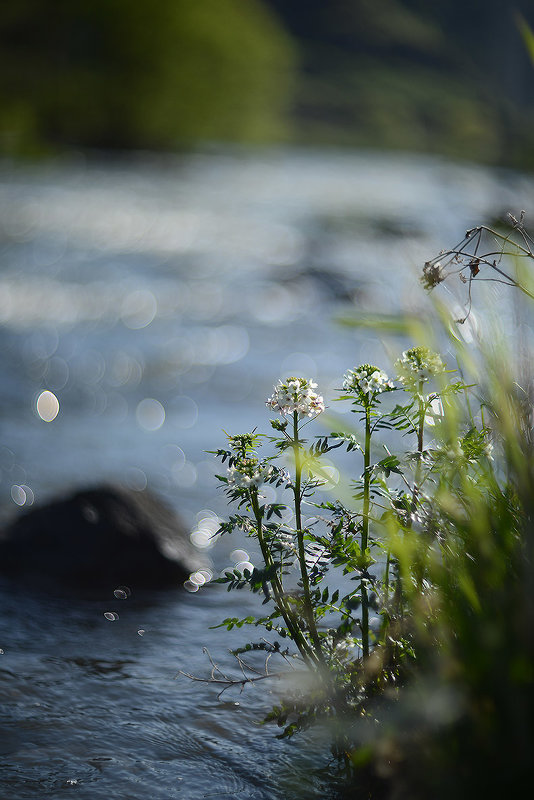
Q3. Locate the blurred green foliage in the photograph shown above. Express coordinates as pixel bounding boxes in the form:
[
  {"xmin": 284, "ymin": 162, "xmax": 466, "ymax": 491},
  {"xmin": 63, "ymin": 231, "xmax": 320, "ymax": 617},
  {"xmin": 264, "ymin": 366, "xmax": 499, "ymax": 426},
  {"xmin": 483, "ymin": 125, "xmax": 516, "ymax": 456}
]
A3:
[
  {"xmin": 266, "ymin": 0, "xmax": 534, "ymax": 166},
  {"xmin": 372, "ymin": 348, "xmax": 534, "ymax": 800},
  {"xmin": 328, "ymin": 225, "xmax": 534, "ymax": 798},
  {"xmin": 2, "ymin": 1, "xmax": 534, "ymax": 167},
  {"xmin": 0, "ymin": 0, "xmax": 295, "ymax": 154}
]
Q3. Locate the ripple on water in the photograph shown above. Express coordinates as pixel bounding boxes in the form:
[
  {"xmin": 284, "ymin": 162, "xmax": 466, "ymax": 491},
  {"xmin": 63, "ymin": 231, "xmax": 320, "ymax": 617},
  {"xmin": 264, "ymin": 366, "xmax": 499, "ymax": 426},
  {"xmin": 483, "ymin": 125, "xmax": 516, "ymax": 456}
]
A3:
[
  {"xmin": 2, "ymin": 151, "xmax": 530, "ymax": 800},
  {"xmin": 0, "ymin": 582, "xmax": 328, "ymax": 800}
]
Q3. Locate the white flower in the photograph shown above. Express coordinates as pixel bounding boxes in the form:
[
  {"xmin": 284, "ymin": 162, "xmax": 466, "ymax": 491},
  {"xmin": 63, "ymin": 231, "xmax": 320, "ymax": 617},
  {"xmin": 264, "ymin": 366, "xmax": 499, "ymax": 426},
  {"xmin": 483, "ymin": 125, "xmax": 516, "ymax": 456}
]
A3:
[
  {"xmin": 267, "ymin": 377, "xmax": 325, "ymax": 418},
  {"xmin": 395, "ymin": 347, "xmax": 445, "ymax": 391},
  {"xmin": 343, "ymin": 364, "xmax": 394, "ymax": 401},
  {"xmin": 335, "ymin": 636, "xmax": 357, "ymax": 657},
  {"xmin": 226, "ymin": 466, "xmax": 249, "ymax": 488},
  {"xmin": 324, "ymin": 635, "xmax": 358, "ymax": 662},
  {"xmin": 227, "ymin": 459, "xmax": 273, "ymax": 490}
]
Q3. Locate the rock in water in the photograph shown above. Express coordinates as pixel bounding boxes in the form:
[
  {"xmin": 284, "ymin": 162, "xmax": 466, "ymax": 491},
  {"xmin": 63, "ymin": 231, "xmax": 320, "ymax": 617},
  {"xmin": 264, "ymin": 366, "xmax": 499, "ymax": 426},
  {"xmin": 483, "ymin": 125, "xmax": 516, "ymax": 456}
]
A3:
[{"xmin": 0, "ymin": 485, "xmax": 207, "ymax": 591}]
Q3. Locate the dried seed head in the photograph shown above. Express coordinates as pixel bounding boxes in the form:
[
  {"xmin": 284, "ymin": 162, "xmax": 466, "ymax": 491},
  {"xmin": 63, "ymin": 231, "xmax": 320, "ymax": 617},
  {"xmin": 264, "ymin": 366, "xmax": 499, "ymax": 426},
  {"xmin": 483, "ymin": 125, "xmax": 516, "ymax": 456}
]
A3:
[{"xmin": 421, "ymin": 261, "xmax": 444, "ymax": 290}]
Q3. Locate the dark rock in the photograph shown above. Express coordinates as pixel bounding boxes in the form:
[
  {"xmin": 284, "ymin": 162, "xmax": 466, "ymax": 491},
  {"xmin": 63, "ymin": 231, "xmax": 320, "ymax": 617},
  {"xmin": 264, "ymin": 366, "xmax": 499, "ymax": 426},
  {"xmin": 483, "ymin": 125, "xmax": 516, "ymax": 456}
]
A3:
[{"xmin": 0, "ymin": 485, "xmax": 208, "ymax": 592}]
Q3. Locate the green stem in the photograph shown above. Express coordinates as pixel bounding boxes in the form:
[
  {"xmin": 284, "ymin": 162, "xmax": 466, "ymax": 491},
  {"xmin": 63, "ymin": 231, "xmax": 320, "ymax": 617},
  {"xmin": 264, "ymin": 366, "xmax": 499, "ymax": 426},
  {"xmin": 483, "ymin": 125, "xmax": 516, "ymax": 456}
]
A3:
[
  {"xmin": 361, "ymin": 404, "xmax": 372, "ymax": 659},
  {"xmin": 362, "ymin": 406, "xmax": 372, "ymax": 552},
  {"xmin": 292, "ymin": 411, "xmax": 325, "ymax": 665},
  {"xmin": 411, "ymin": 388, "xmax": 425, "ymax": 514},
  {"xmin": 409, "ymin": 387, "xmax": 427, "ymax": 592},
  {"xmin": 384, "ymin": 549, "xmax": 391, "ymax": 604},
  {"xmin": 250, "ymin": 491, "xmax": 317, "ymax": 666}
]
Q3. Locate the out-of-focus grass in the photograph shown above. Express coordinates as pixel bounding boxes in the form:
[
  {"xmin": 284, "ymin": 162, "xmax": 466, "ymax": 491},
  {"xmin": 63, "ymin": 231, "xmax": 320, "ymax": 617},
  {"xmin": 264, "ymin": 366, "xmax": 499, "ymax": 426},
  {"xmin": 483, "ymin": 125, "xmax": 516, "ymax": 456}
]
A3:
[{"xmin": 335, "ymin": 304, "xmax": 534, "ymax": 799}]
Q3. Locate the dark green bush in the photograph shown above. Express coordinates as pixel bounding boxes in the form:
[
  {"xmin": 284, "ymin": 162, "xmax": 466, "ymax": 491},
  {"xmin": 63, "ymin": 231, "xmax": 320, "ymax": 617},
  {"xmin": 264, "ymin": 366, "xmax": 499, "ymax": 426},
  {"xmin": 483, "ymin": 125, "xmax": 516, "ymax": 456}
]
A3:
[{"xmin": 0, "ymin": 0, "xmax": 295, "ymax": 153}]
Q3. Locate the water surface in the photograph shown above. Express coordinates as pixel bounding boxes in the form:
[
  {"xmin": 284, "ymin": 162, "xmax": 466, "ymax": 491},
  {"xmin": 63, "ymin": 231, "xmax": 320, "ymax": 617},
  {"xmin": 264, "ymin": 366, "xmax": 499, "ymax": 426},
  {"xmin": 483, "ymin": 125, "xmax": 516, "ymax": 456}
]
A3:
[{"xmin": 0, "ymin": 147, "xmax": 532, "ymax": 798}]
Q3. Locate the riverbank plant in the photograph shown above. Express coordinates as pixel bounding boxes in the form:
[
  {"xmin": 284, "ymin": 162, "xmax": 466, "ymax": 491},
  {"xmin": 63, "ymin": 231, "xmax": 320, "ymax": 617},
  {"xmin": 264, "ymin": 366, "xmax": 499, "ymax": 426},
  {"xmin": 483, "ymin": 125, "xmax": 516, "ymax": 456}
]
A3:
[{"xmin": 189, "ymin": 216, "xmax": 534, "ymax": 799}]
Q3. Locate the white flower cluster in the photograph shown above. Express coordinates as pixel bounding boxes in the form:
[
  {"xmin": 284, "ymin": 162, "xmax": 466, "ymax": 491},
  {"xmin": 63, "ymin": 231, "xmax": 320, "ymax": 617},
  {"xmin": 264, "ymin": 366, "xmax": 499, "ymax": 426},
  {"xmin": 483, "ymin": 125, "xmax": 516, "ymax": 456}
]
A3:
[
  {"xmin": 266, "ymin": 377, "xmax": 325, "ymax": 418},
  {"xmin": 334, "ymin": 636, "xmax": 357, "ymax": 659},
  {"xmin": 343, "ymin": 364, "xmax": 394, "ymax": 399},
  {"xmin": 227, "ymin": 458, "xmax": 273, "ymax": 490},
  {"xmin": 395, "ymin": 346, "xmax": 445, "ymax": 389},
  {"xmin": 323, "ymin": 633, "xmax": 358, "ymax": 661}
]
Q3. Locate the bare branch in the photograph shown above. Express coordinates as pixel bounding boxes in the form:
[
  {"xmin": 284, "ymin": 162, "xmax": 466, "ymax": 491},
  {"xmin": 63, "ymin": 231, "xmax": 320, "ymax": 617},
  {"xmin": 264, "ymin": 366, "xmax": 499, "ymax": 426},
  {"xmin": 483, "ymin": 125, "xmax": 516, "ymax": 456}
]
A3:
[{"xmin": 422, "ymin": 212, "xmax": 534, "ymax": 320}]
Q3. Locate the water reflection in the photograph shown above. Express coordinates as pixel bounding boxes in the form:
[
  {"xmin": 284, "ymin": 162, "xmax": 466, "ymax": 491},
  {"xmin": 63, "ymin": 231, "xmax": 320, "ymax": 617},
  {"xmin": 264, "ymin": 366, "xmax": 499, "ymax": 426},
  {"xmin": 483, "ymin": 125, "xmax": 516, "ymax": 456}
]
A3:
[
  {"xmin": 113, "ymin": 587, "xmax": 132, "ymax": 600},
  {"xmin": 121, "ymin": 290, "xmax": 158, "ymax": 329},
  {"xmin": 190, "ymin": 511, "xmax": 221, "ymax": 551},
  {"xmin": 10, "ymin": 484, "xmax": 34, "ymax": 506},
  {"xmin": 136, "ymin": 398, "xmax": 166, "ymax": 431},
  {"xmin": 171, "ymin": 461, "xmax": 197, "ymax": 489},
  {"xmin": 35, "ymin": 390, "xmax": 60, "ymax": 422},
  {"xmin": 124, "ymin": 467, "xmax": 147, "ymax": 491},
  {"xmin": 108, "ymin": 351, "xmax": 144, "ymax": 387},
  {"xmin": 44, "ymin": 356, "xmax": 69, "ymax": 390},
  {"xmin": 161, "ymin": 444, "xmax": 186, "ymax": 471},
  {"xmin": 168, "ymin": 395, "xmax": 198, "ymax": 429}
]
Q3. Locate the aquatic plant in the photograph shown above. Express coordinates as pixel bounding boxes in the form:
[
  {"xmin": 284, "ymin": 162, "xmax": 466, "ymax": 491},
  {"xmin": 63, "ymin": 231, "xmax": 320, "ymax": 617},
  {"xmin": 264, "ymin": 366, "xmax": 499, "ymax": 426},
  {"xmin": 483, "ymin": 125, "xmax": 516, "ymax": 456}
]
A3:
[
  {"xmin": 190, "ymin": 356, "xmax": 481, "ymax": 730},
  {"xmin": 184, "ymin": 215, "xmax": 534, "ymax": 799}
]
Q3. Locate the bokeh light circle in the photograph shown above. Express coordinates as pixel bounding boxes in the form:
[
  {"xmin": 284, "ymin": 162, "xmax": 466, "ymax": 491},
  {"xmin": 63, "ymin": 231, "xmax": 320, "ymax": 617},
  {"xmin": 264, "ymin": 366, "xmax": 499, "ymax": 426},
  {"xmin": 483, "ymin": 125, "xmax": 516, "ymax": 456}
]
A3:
[
  {"xmin": 36, "ymin": 390, "xmax": 60, "ymax": 422},
  {"xmin": 136, "ymin": 398, "xmax": 165, "ymax": 431}
]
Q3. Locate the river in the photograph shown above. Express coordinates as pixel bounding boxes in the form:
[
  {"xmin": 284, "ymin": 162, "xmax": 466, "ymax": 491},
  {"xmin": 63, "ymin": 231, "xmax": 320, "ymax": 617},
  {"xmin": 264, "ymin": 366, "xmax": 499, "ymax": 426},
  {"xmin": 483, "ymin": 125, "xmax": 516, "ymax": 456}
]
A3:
[{"xmin": 0, "ymin": 146, "xmax": 532, "ymax": 798}]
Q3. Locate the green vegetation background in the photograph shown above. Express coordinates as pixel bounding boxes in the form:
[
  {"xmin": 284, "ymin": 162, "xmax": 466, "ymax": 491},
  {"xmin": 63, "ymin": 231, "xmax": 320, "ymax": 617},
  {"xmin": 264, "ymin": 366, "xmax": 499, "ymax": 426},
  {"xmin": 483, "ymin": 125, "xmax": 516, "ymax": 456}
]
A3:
[{"xmin": 1, "ymin": 1, "xmax": 533, "ymax": 163}]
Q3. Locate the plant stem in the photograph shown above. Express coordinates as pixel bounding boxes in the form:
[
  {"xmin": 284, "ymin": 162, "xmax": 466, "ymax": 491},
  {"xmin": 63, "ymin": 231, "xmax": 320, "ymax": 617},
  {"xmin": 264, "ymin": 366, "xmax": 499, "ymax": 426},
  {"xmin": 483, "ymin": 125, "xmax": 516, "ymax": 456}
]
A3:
[
  {"xmin": 250, "ymin": 491, "xmax": 318, "ymax": 666},
  {"xmin": 409, "ymin": 387, "xmax": 427, "ymax": 593},
  {"xmin": 292, "ymin": 411, "xmax": 325, "ymax": 665},
  {"xmin": 361, "ymin": 404, "xmax": 372, "ymax": 659},
  {"xmin": 384, "ymin": 550, "xmax": 391, "ymax": 604},
  {"xmin": 411, "ymin": 387, "xmax": 425, "ymax": 514}
]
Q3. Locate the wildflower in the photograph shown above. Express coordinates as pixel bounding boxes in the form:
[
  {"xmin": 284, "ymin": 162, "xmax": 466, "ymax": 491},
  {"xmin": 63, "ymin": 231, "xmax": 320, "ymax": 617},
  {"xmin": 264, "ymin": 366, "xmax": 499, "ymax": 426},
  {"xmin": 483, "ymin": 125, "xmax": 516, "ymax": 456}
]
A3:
[
  {"xmin": 343, "ymin": 364, "xmax": 394, "ymax": 403},
  {"xmin": 334, "ymin": 636, "xmax": 357, "ymax": 658},
  {"xmin": 227, "ymin": 458, "xmax": 273, "ymax": 490},
  {"xmin": 267, "ymin": 377, "xmax": 325, "ymax": 418},
  {"xmin": 395, "ymin": 347, "xmax": 445, "ymax": 392},
  {"xmin": 323, "ymin": 633, "xmax": 358, "ymax": 661}
]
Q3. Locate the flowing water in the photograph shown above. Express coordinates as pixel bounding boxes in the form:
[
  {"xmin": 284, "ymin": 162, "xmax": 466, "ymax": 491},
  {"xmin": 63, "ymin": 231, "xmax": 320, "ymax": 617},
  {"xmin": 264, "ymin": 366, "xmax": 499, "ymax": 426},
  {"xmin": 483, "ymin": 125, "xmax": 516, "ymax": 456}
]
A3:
[{"xmin": 0, "ymin": 147, "xmax": 532, "ymax": 798}]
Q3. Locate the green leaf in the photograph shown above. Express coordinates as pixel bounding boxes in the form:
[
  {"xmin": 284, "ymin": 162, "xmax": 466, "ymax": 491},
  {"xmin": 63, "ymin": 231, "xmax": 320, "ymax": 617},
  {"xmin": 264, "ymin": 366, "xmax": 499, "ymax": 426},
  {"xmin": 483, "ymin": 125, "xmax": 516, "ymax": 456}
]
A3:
[
  {"xmin": 336, "ymin": 311, "xmax": 430, "ymax": 336},
  {"xmin": 517, "ymin": 13, "xmax": 534, "ymax": 63}
]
